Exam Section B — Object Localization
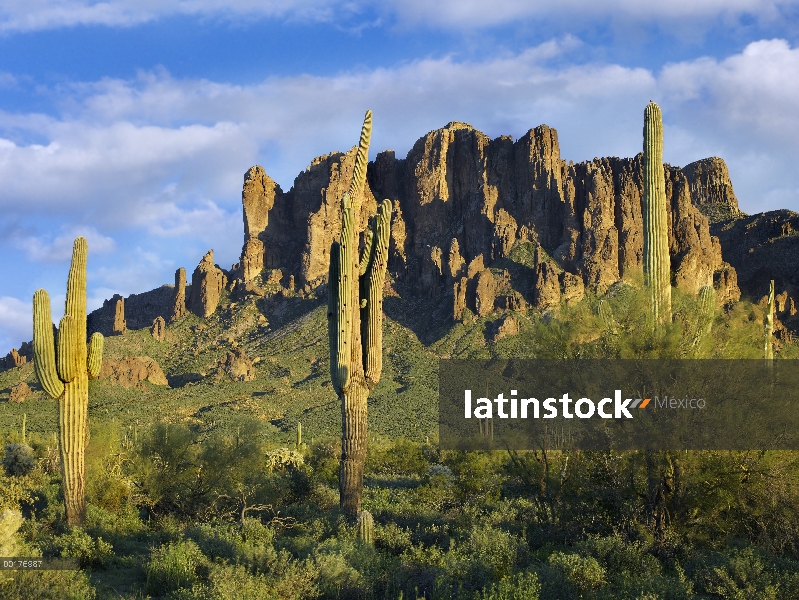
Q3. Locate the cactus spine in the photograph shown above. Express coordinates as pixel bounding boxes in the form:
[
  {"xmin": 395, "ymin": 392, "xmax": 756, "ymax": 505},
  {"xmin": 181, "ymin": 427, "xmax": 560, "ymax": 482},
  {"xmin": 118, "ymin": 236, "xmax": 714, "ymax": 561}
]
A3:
[
  {"xmin": 765, "ymin": 279, "xmax": 775, "ymax": 360},
  {"xmin": 32, "ymin": 237, "xmax": 103, "ymax": 526},
  {"xmin": 328, "ymin": 110, "xmax": 392, "ymax": 519},
  {"xmin": 643, "ymin": 101, "xmax": 672, "ymax": 327}
]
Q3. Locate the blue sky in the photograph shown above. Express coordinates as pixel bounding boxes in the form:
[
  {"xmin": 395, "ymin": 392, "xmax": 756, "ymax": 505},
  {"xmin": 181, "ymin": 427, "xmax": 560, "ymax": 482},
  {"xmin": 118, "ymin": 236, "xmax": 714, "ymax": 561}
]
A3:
[{"xmin": 1, "ymin": 0, "xmax": 799, "ymax": 351}]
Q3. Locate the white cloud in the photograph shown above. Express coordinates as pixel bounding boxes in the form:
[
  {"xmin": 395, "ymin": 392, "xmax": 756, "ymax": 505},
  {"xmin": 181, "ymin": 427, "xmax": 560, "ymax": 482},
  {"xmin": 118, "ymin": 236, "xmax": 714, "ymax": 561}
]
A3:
[
  {"xmin": 0, "ymin": 296, "xmax": 31, "ymax": 351},
  {"xmin": 19, "ymin": 225, "xmax": 116, "ymax": 262},
  {"xmin": 2, "ymin": 36, "xmax": 799, "ymax": 222},
  {"xmin": 0, "ymin": 0, "xmax": 349, "ymax": 32},
  {"xmin": 0, "ymin": 0, "xmax": 796, "ymax": 32}
]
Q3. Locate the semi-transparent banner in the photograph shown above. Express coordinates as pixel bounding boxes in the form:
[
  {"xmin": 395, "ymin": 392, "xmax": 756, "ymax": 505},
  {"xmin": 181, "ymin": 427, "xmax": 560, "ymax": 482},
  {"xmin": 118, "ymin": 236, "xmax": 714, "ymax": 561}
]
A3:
[{"xmin": 438, "ymin": 360, "xmax": 799, "ymax": 450}]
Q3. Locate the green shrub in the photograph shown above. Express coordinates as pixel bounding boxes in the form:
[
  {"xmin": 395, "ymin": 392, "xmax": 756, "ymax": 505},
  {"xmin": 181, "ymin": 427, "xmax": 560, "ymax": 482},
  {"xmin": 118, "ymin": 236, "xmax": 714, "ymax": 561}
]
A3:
[
  {"xmin": 56, "ymin": 526, "xmax": 113, "ymax": 568},
  {"xmin": 689, "ymin": 547, "xmax": 780, "ymax": 600},
  {"xmin": 478, "ymin": 571, "xmax": 541, "ymax": 600},
  {"xmin": 3, "ymin": 444, "xmax": 35, "ymax": 477},
  {"xmin": 547, "ymin": 551, "xmax": 606, "ymax": 592},
  {"xmin": 575, "ymin": 534, "xmax": 661, "ymax": 583},
  {"xmin": 0, "ymin": 568, "xmax": 97, "ymax": 599},
  {"xmin": 367, "ymin": 439, "xmax": 428, "ymax": 478},
  {"xmin": 146, "ymin": 539, "xmax": 209, "ymax": 595}
]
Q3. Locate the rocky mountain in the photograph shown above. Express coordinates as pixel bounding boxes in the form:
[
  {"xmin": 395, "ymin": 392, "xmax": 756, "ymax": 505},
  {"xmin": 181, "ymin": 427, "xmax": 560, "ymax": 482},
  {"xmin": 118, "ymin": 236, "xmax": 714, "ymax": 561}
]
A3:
[
  {"xmin": 3, "ymin": 119, "xmax": 788, "ymax": 364},
  {"xmin": 232, "ymin": 121, "xmax": 741, "ymax": 317}
]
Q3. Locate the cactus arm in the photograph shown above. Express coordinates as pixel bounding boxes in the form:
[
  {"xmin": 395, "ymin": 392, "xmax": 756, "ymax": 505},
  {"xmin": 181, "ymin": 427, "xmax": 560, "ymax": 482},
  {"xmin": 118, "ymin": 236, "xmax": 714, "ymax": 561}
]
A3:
[
  {"xmin": 358, "ymin": 226, "xmax": 374, "ymax": 277},
  {"xmin": 56, "ymin": 315, "xmax": 79, "ymax": 383},
  {"xmin": 336, "ymin": 196, "xmax": 354, "ymax": 392},
  {"xmin": 765, "ymin": 279, "xmax": 774, "ymax": 360},
  {"xmin": 347, "ymin": 110, "xmax": 372, "ymax": 202},
  {"xmin": 87, "ymin": 333, "xmax": 104, "ymax": 379},
  {"xmin": 65, "ymin": 238, "xmax": 88, "ymax": 367},
  {"xmin": 362, "ymin": 199, "xmax": 392, "ymax": 386},
  {"xmin": 328, "ymin": 241, "xmax": 342, "ymax": 394},
  {"xmin": 32, "ymin": 289, "xmax": 65, "ymax": 399},
  {"xmin": 643, "ymin": 101, "xmax": 672, "ymax": 328}
]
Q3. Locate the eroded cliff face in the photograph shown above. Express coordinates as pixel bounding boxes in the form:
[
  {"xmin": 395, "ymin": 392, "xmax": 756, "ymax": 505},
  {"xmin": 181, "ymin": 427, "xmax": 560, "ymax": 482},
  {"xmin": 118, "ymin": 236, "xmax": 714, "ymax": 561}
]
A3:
[
  {"xmin": 235, "ymin": 121, "xmax": 739, "ymax": 312},
  {"xmin": 683, "ymin": 157, "xmax": 743, "ymax": 224},
  {"xmin": 711, "ymin": 210, "xmax": 799, "ymax": 317},
  {"xmin": 234, "ymin": 148, "xmax": 378, "ymax": 290}
]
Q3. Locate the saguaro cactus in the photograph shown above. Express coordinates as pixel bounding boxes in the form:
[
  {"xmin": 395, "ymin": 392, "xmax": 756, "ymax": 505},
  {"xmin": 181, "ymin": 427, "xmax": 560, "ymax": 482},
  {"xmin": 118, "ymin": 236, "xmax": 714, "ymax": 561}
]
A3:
[
  {"xmin": 765, "ymin": 279, "xmax": 775, "ymax": 360},
  {"xmin": 643, "ymin": 101, "xmax": 672, "ymax": 327},
  {"xmin": 328, "ymin": 110, "xmax": 392, "ymax": 518},
  {"xmin": 32, "ymin": 237, "xmax": 103, "ymax": 526},
  {"xmin": 357, "ymin": 509, "xmax": 374, "ymax": 545}
]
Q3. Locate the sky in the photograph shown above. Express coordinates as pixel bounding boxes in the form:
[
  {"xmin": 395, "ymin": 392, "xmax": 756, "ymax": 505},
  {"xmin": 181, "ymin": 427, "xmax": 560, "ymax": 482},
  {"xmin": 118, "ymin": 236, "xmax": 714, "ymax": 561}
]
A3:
[{"xmin": 1, "ymin": 0, "xmax": 799, "ymax": 351}]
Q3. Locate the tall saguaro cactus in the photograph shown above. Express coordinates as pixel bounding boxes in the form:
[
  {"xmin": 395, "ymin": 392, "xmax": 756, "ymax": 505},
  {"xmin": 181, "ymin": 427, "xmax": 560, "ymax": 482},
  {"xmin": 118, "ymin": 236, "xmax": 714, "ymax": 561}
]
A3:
[
  {"xmin": 32, "ymin": 237, "xmax": 103, "ymax": 526},
  {"xmin": 328, "ymin": 110, "xmax": 392, "ymax": 518},
  {"xmin": 643, "ymin": 101, "xmax": 672, "ymax": 328}
]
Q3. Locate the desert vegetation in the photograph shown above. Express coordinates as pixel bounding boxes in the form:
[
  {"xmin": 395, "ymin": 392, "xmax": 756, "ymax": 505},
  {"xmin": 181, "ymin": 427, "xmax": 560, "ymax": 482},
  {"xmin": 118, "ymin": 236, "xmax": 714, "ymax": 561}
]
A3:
[{"xmin": 2, "ymin": 263, "xmax": 799, "ymax": 599}]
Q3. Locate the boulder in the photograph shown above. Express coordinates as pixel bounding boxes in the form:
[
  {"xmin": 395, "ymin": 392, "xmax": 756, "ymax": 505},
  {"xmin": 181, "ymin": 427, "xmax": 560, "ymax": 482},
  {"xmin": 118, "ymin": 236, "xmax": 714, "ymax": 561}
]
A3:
[
  {"xmin": 217, "ymin": 348, "xmax": 256, "ymax": 382},
  {"xmin": 99, "ymin": 356, "xmax": 168, "ymax": 388},
  {"xmin": 8, "ymin": 382, "xmax": 31, "ymax": 403}
]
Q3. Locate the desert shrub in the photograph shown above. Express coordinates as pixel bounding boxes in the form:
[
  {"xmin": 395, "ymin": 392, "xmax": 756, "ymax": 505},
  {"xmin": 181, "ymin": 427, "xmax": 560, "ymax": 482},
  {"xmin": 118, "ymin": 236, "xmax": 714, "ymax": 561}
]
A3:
[
  {"xmin": 3, "ymin": 444, "xmax": 35, "ymax": 477},
  {"xmin": 366, "ymin": 439, "xmax": 428, "ymax": 478},
  {"xmin": 84, "ymin": 502, "xmax": 145, "ymax": 540},
  {"xmin": 478, "ymin": 571, "xmax": 541, "ymax": 600},
  {"xmin": 55, "ymin": 526, "xmax": 114, "ymax": 568},
  {"xmin": 687, "ymin": 547, "xmax": 782, "ymax": 600},
  {"xmin": 132, "ymin": 419, "xmax": 271, "ymax": 519},
  {"xmin": 575, "ymin": 534, "xmax": 661, "ymax": 584},
  {"xmin": 547, "ymin": 551, "xmax": 606, "ymax": 593},
  {"xmin": 146, "ymin": 539, "xmax": 209, "ymax": 595},
  {"xmin": 306, "ymin": 440, "xmax": 340, "ymax": 487},
  {"xmin": 0, "ymin": 568, "xmax": 97, "ymax": 600},
  {"xmin": 375, "ymin": 522, "xmax": 413, "ymax": 555},
  {"xmin": 169, "ymin": 561, "xmax": 318, "ymax": 600},
  {"xmin": 85, "ymin": 421, "xmax": 131, "ymax": 512},
  {"xmin": 445, "ymin": 451, "xmax": 505, "ymax": 504},
  {"xmin": 0, "ymin": 509, "xmax": 23, "ymax": 585}
]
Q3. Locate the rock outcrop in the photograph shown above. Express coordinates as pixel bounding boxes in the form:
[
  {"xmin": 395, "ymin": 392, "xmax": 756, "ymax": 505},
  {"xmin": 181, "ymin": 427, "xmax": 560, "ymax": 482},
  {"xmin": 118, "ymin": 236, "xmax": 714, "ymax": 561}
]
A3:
[
  {"xmin": 474, "ymin": 269, "xmax": 497, "ymax": 317},
  {"xmin": 88, "ymin": 286, "xmax": 175, "ymax": 336},
  {"xmin": 8, "ymin": 382, "xmax": 31, "ymax": 403},
  {"xmin": 4, "ymin": 348, "xmax": 26, "ymax": 370},
  {"xmin": 683, "ymin": 157, "xmax": 744, "ymax": 223},
  {"xmin": 113, "ymin": 297, "xmax": 126, "ymax": 335},
  {"xmin": 232, "ymin": 166, "xmax": 282, "ymax": 283},
  {"xmin": 231, "ymin": 147, "xmax": 379, "ymax": 292},
  {"xmin": 151, "ymin": 316, "xmax": 166, "ymax": 341},
  {"xmin": 216, "ymin": 347, "xmax": 256, "ymax": 382},
  {"xmin": 170, "ymin": 267, "xmax": 187, "ymax": 322},
  {"xmin": 98, "ymin": 356, "xmax": 169, "ymax": 388},
  {"xmin": 188, "ymin": 250, "xmax": 226, "ymax": 318},
  {"xmin": 490, "ymin": 315, "xmax": 519, "ymax": 342},
  {"xmin": 711, "ymin": 210, "xmax": 799, "ymax": 314},
  {"xmin": 235, "ymin": 121, "xmax": 738, "ymax": 311}
]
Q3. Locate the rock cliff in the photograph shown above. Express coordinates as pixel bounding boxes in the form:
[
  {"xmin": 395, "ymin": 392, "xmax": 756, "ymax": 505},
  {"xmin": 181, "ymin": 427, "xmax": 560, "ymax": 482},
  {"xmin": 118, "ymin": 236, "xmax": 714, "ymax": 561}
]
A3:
[
  {"xmin": 235, "ymin": 122, "xmax": 739, "ymax": 312},
  {"xmin": 711, "ymin": 210, "xmax": 799, "ymax": 319},
  {"xmin": 683, "ymin": 157, "xmax": 743, "ymax": 224}
]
